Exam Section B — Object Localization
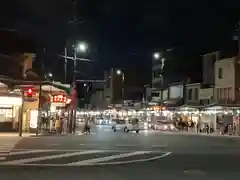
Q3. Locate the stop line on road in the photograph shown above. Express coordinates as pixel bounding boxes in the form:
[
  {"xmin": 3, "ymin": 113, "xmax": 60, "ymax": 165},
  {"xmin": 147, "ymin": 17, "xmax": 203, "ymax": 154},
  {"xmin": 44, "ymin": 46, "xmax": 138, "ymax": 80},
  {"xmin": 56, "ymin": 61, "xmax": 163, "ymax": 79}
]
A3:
[{"xmin": 0, "ymin": 149, "xmax": 171, "ymax": 167}]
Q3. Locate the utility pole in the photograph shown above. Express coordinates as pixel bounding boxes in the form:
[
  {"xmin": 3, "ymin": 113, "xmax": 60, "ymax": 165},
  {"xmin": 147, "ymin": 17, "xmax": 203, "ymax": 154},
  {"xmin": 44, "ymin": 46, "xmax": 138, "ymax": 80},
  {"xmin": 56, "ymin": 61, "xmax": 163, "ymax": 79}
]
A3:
[
  {"xmin": 72, "ymin": 45, "xmax": 77, "ymax": 134},
  {"xmin": 62, "ymin": 0, "xmax": 92, "ymax": 133},
  {"xmin": 19, "ymin": 89, "xmax": 24, "ymax": 137},
  {"xmin": 64, "ymin": 47, "xmax": 67, "ymax": 83},
  {"xmin": 36, "ymin": 83, "xmax": 42, "ymax": 135},
  {"xmin": 72, "ymin": 0, "xmax": 77, "ymax": 134},
  {"xmin": 68, "ymin": 0, "xmax": 78, "ymax": 134}
]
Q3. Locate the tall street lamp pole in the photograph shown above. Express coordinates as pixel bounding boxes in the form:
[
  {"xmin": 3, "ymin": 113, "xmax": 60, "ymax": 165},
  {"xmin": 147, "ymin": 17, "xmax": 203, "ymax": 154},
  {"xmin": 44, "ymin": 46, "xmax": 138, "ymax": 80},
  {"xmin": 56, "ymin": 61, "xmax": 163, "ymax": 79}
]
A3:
[
  {"xmin": 72, "ymin": 42, "xmax": 87, "ymax": 134},
  {"xmin": 116, "ymin": 69, "xmax": 124, "ymax": 102}
]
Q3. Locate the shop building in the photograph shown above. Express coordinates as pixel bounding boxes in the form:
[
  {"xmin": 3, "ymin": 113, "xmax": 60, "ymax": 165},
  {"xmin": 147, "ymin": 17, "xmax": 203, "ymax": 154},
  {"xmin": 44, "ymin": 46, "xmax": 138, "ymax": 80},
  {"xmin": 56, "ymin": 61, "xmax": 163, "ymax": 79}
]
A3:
[
  {"xmin": 214, "ymin": 56, "xmax": 240, "ymax": 104},
  {"xmin": 185, "ymin": 83, "xmax": 201, "ymax": 105},
  {"xmin": 165, "ymin": 81, "xmax": 185, "ymax": 107},
  {"xmin": 21, "ymin": 83, "xmax": 70, "ymax": 133},
  {"xmin": 0, "ymin": 81, "xmax": 22, "ymax": 132},
  {"xmin": 0, "ymin": 79, "xmax": 70, "ymax": 133},
  {"xmin": 199, "ymin": 87, "xmax": 214, "ymax": 105}
]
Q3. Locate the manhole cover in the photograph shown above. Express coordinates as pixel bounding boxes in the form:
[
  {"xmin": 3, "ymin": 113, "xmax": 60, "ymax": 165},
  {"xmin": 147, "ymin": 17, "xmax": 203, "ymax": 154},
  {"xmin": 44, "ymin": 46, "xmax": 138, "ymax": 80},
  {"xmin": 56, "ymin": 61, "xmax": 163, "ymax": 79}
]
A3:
[{"xmin": 184, "ymin": 169, "xmax": 206, "ymax": 175}]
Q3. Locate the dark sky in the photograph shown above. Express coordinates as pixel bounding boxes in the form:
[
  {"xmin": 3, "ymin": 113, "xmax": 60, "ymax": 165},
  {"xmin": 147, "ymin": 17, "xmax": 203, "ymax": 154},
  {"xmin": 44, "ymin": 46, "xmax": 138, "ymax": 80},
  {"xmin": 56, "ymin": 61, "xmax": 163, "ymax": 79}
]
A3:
[{"xmin": 1, "ymin": 0, "xmax": 240, "ymax": 83}]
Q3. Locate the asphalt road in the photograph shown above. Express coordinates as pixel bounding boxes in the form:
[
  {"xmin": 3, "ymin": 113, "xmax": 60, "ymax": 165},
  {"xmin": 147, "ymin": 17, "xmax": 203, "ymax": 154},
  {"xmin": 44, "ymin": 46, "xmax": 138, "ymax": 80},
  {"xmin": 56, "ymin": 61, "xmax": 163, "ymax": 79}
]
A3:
[{"xmin": 1, "ymin": 125, "xmax": 240, "ymax": 179}]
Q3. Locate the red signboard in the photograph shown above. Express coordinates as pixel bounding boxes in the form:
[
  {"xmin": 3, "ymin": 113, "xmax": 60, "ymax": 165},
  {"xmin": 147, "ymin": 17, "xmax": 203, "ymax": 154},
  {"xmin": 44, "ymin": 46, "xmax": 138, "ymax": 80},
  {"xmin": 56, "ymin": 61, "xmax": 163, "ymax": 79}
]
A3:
[{"xmin": 50, "ymin": 95, "xmax": 67, "ymax": 103}]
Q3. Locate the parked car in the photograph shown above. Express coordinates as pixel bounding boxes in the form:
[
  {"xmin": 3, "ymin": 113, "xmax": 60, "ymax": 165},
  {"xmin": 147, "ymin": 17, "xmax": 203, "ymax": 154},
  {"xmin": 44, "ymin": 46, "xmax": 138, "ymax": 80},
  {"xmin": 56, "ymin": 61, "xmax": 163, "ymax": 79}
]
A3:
[
  {"xmin": 112, "ymin": 118, "xmax": 148, "ymax": 133},
  {"xmin": 153, "ymin": 121, "xmax": 177, "ymax": 131}
]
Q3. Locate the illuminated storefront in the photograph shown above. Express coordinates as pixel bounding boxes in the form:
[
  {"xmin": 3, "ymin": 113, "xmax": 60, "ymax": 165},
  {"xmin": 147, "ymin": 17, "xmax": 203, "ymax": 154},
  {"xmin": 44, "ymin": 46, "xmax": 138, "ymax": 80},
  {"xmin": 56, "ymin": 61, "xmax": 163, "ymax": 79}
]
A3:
[{"xmin": 0, "ymin": 96, "xmax": 22, "ymax": 131}]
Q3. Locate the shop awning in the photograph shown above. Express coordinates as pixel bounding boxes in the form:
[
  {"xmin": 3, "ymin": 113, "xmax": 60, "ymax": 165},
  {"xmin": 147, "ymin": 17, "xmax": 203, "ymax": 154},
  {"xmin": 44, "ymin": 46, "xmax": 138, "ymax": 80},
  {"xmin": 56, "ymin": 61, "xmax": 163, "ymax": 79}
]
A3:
[
  {"xmin": 50, "ymin": 84, "xmax": 71, "ymax": 95},
  {"xmin": 51, "ymin": 81, "xmax": 71, "ymax": 95}
]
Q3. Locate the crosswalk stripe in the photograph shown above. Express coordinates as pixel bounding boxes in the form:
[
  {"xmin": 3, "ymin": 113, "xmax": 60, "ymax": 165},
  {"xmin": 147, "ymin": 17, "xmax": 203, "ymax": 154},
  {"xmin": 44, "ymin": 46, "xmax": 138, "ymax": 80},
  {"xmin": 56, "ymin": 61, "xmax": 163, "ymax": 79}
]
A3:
[
  {"xmin": 10, "ymin": 150, "xmax": 57, "ymax": 156},
  {"xmin": 2, "ymin": 150, "xmax": 104, "ymax": 165},
  {"xmin": 67, "ymin": 151, "xmax": 151, "ymax": 166}
]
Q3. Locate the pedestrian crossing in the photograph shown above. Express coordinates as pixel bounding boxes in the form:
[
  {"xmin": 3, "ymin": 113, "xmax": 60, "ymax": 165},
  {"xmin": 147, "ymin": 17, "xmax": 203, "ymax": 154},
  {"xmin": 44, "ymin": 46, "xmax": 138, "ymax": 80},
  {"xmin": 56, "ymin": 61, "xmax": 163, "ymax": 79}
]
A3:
[
  {"xmin": 75, "ymin": 131, "xmax": 96, "ymax": 135},
  {"xmin": 0, "ymin": 149, "xmax": 171, "ymax": 166},
  {"xmin": 0, "ymin": 137, "xmax": 21, "ymax": 161}
]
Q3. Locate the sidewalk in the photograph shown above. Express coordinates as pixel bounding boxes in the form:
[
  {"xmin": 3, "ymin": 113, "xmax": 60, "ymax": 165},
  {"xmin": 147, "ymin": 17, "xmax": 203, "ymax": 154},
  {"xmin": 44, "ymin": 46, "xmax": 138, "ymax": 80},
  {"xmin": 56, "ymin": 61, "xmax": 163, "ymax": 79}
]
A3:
[
  {"xmin": 163, "ymin": 130, "xmax": 240, "ymax": 138},
  {"xmin": 0, "ymin": 132, "xmax": 70, "ymax": 137},
  {"xmin": 0, "ymin": 133, "xmax": 34, "ymax": 137}
]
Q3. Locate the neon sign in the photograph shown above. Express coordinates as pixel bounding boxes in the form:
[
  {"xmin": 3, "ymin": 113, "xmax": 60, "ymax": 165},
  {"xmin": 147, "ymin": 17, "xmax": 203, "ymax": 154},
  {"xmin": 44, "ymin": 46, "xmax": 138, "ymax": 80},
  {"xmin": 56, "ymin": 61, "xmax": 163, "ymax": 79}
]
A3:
[{"xmin": 50, "ymin": 95, "xmax": 67, "ymax": 103}]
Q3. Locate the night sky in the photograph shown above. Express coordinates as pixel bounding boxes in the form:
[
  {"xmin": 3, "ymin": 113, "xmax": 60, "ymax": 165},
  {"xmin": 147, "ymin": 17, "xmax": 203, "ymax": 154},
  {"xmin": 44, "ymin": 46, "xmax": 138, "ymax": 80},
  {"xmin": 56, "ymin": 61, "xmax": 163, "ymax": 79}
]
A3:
[{"xmin": 1, "ymin": 0, "xmax": 240, "ymax": 83}]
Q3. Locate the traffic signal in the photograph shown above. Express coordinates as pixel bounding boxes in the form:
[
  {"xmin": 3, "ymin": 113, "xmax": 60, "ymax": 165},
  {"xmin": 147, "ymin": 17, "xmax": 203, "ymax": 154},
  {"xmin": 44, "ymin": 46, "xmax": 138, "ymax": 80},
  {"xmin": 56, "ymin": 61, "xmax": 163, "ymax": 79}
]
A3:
[{"xmin": 27, "ymin": 88, "xmax": 33, "ymax": 97}]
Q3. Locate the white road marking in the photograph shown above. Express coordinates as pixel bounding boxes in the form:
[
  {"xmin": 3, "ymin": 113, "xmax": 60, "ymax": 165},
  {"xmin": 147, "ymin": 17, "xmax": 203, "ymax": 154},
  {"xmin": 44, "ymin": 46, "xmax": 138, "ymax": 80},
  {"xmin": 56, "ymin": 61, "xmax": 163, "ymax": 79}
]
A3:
[
  {"xmin": 10, "ymin": 148, "xmax": 151, "ymax": 153},
  {"xmin": 11, "ymin": 148, "xmax": 105, "ymax": 152},
  {"xmin": 96, "ymin": 152, "xmax": 172, "ymax": 165},
  {"xmin": 7, "ymin": 152, "xmax": 172, "ymax": 167},
  {"xmin": 3, "ymin": 150, "xmax": 104, "ymax": 165},
  {"xmin": 115, "ymin": 144, "xmax": 136, "ymax": 147},
  {"xmin": 48, "ymin": 144, "xmax": 60, "ymax": 146},
  {"xmin": 67, "ymin": 151, "xmax": 152, "ymax": 166},
  {"xmin": 0, "ymin": 151, "xmax": 172, "ymax": 167},
  {"xmin": 9, "ymin": 149, "xmax": 57, "ymax": 156},
  {"xmin": 77, "ymin": 132, "xmax": 96, "ymax": 135},
  {"xmin": 79, "ymin": 143, "xmax": 99, "ymax": 146}
]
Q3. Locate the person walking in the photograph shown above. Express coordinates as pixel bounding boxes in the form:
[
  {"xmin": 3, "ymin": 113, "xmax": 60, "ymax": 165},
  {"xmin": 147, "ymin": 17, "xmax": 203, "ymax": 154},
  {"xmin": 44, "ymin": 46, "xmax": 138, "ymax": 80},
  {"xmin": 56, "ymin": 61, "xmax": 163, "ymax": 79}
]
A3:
[
  {"xmin": 86, "ymin": 118, "xmax": 91, "ymax": 134},
  {"xmin": 82, "ymin": 117, "xmax": 88, "ymax": 134}
]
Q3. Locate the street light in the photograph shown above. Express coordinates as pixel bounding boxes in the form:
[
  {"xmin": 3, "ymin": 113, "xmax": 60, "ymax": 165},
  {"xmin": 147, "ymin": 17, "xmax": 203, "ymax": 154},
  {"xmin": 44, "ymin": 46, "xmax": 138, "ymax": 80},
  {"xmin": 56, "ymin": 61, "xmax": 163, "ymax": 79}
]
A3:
[
  {"xmin": 153, "ymin": 52, "xmax": 161, "ymax": 60},
  {"xmin": 77, "ymin": 42, "xmax": 87, "ymax": 53},
  {"xmin": 116, "ymin": 69, "xmax": 124, "ymax": 102},
  {"xmin": 44, "ymin": 73, "xmax": 53, "ymax": 80},
  {"xmin": 116, "ymin": 69, "xmax": 122, "ymax": 75}
]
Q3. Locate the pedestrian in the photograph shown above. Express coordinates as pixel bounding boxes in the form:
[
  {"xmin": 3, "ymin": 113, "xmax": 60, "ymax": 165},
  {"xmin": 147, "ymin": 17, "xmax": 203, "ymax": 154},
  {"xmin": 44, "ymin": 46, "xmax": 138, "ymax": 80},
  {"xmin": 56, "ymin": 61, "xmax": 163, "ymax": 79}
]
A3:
[
  {"xmin": 87, "ymin": 119, "xmax": 91, "ymax": 134},
  {"xmin": 82, "ymin": 117, "xmax": 88, "ymax": 134}
]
